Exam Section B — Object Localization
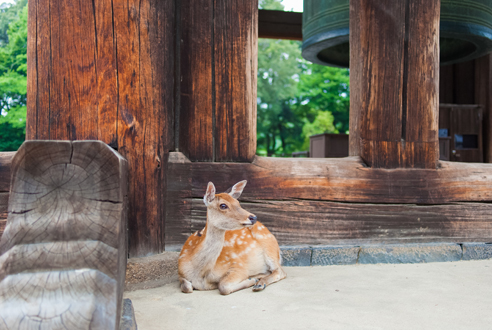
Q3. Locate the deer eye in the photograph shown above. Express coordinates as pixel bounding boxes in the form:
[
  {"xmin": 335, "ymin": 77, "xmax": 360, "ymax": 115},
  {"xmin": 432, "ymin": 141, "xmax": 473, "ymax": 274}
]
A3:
[{"xmin": 219, "ymin": 204, "xmax": 228, "ymax": 210}]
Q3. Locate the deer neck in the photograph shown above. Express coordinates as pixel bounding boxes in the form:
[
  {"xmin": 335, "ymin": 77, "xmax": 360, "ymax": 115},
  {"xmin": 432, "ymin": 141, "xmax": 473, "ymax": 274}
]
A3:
[{"xmin": 193, "ymin": 213, "xmax": 226, "ymax": 273}]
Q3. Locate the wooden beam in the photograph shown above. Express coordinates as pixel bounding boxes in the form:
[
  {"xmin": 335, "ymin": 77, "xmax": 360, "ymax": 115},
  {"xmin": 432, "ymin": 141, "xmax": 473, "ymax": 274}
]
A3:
[
  {"xmin": 350, "ymin": 0, "xmax": 439, "ymax": 168},
  {"xmin": 168, "ymin": 152, "xmax": 492, "ymax": 205},
  {"xmin": 258, "ymin": 10, "xmax": 302, "ymax": 40},
  {"xmin": 166, "ymin": 152, "xmax": 492, "ymax": 248}
]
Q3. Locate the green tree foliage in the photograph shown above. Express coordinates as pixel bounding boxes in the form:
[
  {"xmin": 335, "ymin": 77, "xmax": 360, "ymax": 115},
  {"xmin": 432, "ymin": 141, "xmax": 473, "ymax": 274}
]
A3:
[
  {"xmin": 298, "ymin": 64, "xmax": 350, "ymax": 133},
  {"xmin": 257, "ymin": 0, "xmax": 350, "ymax": 157},
  {"xmin": 259, "ymin": 0, "xmax": 284, "ymax": 10},
  {"xmin": 257, "ymin": 38, "xmax": 304, "ymax": 156},
  {"xmin": 0, "ymin": 0, "xmax": 27, "ymax": 151}
]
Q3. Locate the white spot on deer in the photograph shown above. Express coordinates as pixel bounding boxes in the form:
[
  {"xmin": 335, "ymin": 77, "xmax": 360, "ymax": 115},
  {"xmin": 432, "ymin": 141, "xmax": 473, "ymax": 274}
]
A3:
[
  {"xmin": 225, "ymin": 234, "xmax": 238, "ymax": 247},
  {"xmin": 188, "ymin": 240, "xmax": 193, "ymax": 246},
  {"xmin": 231, "ymin": 252, "xmax": 238, "ymax": 259},
  {"xmin": 225, "ymin": 256, "xmax": 230, "ymax": 261}
]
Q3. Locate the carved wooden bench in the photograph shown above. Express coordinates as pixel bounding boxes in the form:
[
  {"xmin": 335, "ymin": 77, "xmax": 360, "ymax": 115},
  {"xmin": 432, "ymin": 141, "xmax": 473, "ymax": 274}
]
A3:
[{"xmin": 0, "ymin": 141, "xmax": 128, "ymax": 330}]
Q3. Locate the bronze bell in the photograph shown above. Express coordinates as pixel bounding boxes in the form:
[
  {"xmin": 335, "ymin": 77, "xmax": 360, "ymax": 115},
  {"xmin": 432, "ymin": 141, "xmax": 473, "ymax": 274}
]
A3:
[{"xmin": 302, "ymin": 0, "xmax": 492, "ymax": 67}]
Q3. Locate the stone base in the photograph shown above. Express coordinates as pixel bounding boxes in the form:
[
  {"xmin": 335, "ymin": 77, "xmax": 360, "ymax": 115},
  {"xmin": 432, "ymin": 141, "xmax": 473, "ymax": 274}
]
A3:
[{"xmin": 281, "ymin": 242, "xmax": 492, "ymax": 266}]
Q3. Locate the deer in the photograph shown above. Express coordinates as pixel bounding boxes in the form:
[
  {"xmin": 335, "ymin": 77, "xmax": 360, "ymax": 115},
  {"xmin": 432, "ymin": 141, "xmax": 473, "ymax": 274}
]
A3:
[{"xmin": 178, "ymin": 180, "xmax": 286, "ymax": 295}]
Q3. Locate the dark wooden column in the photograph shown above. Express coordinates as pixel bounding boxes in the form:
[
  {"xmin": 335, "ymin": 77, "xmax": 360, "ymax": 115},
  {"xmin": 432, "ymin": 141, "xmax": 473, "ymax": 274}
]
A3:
[
  {"xmin": 26, "ymin": 0, "xmax": 175, "ymax": 257},
  {"xmin": 475, "ymin": 54, "xmax": 492, "ymax": 163},
  {"xmin": 178, "ymin": 0, "xmax": 257, "ymax": 162},
  {"xmin": 349, "ymin": 0, "xmax": 439, "ymax": 168}
]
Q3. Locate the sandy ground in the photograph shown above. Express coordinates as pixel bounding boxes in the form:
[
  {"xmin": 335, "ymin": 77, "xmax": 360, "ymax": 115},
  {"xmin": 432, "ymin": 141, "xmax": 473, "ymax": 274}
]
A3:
[{"xmin": 124, "ymin": 259, "xmax": 492, "ymax": 330}]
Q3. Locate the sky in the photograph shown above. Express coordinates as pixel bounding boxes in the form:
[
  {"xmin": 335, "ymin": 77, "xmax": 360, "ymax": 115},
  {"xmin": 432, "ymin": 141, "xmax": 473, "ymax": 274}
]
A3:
[{"xmin": 281, "ymin": 0, "xmax": 303, "ymax": 12}]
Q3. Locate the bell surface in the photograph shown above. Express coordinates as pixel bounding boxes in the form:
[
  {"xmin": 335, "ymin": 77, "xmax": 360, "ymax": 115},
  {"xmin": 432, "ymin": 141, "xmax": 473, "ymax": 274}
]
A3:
[{"xmin": 302, "ymin": 0, "xmax": 492, "ymax": 67}]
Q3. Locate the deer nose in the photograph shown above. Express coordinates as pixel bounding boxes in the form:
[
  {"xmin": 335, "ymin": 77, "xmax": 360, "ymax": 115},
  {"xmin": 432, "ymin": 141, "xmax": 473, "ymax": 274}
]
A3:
[{"xmin": 248, "ymin": 215, "xmax": 257, "ymax": 225}]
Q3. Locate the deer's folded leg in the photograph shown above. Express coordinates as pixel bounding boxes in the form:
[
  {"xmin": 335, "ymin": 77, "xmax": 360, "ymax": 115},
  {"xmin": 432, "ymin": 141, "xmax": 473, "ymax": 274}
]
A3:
[
  {"xmin": 218, "ymin": 272, "xmax": 257, "ymax": 295},
  {"xmin": 253, "ymin": 267, "xmax": 287, "ymax": 292}
]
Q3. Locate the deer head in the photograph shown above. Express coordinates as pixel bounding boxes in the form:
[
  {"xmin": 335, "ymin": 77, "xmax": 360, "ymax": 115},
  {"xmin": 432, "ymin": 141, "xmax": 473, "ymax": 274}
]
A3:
[{"xmin": 203, "ymin": 180, "xmax": 257, "ymax": 231}]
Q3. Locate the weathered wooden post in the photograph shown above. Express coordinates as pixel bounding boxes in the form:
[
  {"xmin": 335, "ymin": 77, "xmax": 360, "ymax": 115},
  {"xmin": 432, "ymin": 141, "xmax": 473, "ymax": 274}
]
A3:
[
  {"xmin": 177, "ymin": 0, "xmax": 257, "ymax": 162},
  {"xmin": 349, "ymin": 0, "xmax": 440, "ymax": 168},
  {"xmin": 27, "ymin": 0, "xmax": 175, "ymax": 257},
  {"xmin": 0, "ymin": 141, "xmax": 127, "ymax": 329}
]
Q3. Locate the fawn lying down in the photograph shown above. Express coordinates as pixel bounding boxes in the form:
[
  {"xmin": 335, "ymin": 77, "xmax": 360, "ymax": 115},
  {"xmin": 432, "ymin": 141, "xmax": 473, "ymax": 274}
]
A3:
[{"xmin": 178, "ymin": 180, "xmax": 286, "ymax": 295}]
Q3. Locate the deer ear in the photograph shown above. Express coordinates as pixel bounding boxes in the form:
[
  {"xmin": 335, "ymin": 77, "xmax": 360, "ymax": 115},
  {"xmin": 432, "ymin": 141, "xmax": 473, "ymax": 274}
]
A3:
[
  {"xmin": 204, "ymin": 182, "xmax": 216, "ymax": 206},
  {"xmin": 229, "ymin": 180, "xmax": 247, "ymax": 199}
]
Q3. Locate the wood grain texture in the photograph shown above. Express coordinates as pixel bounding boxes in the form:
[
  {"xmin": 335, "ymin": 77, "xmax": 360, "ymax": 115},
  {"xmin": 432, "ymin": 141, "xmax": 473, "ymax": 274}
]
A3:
[
  {"xmin": 350, "ymin": 0, "xmax": 439, "ymax": 168},
  {"xmin": 166, "ymin": 152, "xmax": 492, "ymax": 246},
  {"xmin": 258, "ymin": 9, "xmax": 302, "ymax": 40},
  {"xmin": 115, "ymin": 0, "xmax": 174, "ymax": 257},
  {"xmin": 0, "ymin": 270, "xmax": 117, "ymax": 329},
  {"xmin": 0, "ymin": 193, "xmax": 7, "ymax": 238},
  {"xmin": 177, "ymin": 0, "xmax": 257, "ymax": 162},
  {"xmin": 187, "ymin": 198, "xmax": 492, "ymax": 247},
  {"xmin": 0, "ymin": 153, "xmax": 12, "ymax": 237},
  {"xmin": 178, "ymin": 0, "xmax": 214, "ymax": 161},
  {"xmin": 0, "ymin": 152, "xmax": 14, "ymax": 192},
  {"xmin": 168, "ymin": 152, "xmax": 492, "ymax": 204},
  {"xmin": 27, "ymin": 0, "xmax": 174, "ymax": 257},
  {"xmin": 0, "ymin": 141, "xmax": 128, "ymax": 329},
  {"xmin": 214, "ymin": 0, "xmax": 258, "ymax": 162},
  {"xmin": 165, "ymin": 153, "xmax": 192, "ymax": 250}
]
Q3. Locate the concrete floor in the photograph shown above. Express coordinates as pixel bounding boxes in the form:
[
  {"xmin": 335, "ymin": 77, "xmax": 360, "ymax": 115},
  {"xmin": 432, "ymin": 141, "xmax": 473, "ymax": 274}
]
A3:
[{"xmin": 124, "ymin": 259, "xmax": 492, "ymax": 330}]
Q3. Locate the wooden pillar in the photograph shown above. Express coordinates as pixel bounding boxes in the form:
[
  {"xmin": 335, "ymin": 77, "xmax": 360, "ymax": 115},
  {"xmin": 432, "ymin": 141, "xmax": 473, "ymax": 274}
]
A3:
[
  {"xmin": 26, "ymin": 0, "xmax": 175, "ymax": 257},
  {"xmin": 349, "ymin": 0, "xmax": 439, "ymax": 168},
  {"xmin": 475, "ymin": 54, "xmax": 492, "ymax": 163},
  {"xmin": 178, "ymin": 0, "xmax": 257, "ymax": 162}
]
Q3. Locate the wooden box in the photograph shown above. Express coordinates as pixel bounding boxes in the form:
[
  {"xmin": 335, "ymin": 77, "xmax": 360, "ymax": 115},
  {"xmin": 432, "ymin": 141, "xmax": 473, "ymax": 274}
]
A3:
[{"xmin": 309, "ymin": 133, "xmax": 349, "ymax": 158}]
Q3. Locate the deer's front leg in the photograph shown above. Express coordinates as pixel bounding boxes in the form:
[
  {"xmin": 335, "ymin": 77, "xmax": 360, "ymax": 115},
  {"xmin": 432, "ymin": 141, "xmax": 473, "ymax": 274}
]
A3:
[
  {"xmin": 218, "ymin": 272, "xmax": 258, "ymax": 295},
  {"xmin": 253, "ymin": 267, "xmax": 287, "ymax": 292},
  {"xmin": 180, "ymin": 277, "xmax": 193, "ymax": 293}
]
